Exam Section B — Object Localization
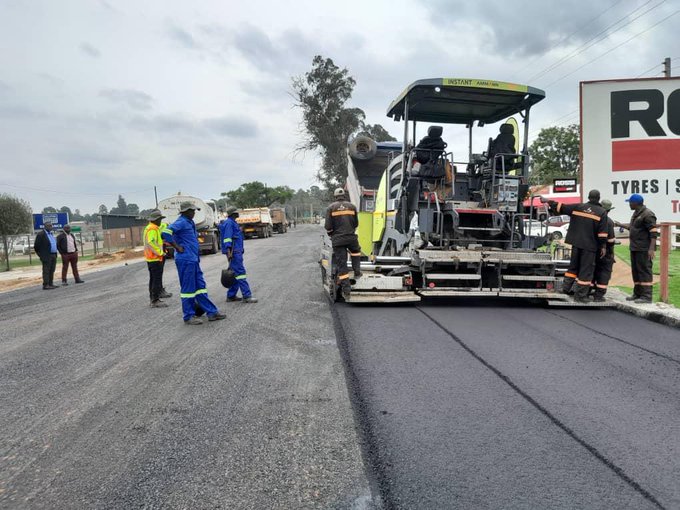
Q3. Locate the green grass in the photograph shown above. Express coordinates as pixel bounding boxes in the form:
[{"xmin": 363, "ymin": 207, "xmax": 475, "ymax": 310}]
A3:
[
  {"xmin": 2, "ymin": 254, "xmax": 97, "ymax": 271},
  {"xmin": 614, "ymin": 245, "xmax": 680, "ymax": 306}
]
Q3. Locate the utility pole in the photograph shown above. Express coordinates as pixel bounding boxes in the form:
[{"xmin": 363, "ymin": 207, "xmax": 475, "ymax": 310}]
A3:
[
  {"xmin": 154, "ymin": 186, "xmax": 158, "ymax": 207},
  {"xmin": 663, "ymin": 57, "xmax": 671, "ymax": 78}
]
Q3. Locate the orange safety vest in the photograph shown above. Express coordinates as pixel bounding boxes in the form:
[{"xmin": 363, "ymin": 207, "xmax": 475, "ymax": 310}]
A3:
[{"xmin": 143, "ymin": 223, "xmax": 164, "ymax": 262}]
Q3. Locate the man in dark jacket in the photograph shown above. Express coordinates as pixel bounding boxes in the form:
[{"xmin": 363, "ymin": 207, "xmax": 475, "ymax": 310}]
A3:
[
  {"xmin": 591, "ymin": 199, "xmax": 616, "ymax": 302},
  {"xmin": 325, "ymin": 188, "xmax": 361, "ymax": 299},
  {"xmin": 615, "ymin": 194, "xmax": 658, "ymax": 303},
  {"xmin": 56, "ymin": 224, "xmax": 84, "ymax": 285},
  {"xmin": 548, "ymin": 189, "xmax": 608, "ymax": 302},
  {"xmin": 33, "ymin": 221, "xmax": 59, "ymax": 289}
]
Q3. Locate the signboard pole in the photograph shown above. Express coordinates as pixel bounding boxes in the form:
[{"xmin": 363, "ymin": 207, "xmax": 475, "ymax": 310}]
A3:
[{"xmin": 660, "ymin": 224, "xmax": 671, "ymax": 303}]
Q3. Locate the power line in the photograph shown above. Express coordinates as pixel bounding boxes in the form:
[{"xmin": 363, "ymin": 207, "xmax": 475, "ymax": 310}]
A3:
[
  {"xmin": 510, "ymin": 0, "xmax": 625, "ymax": 79},
  {"xmin": 543, "ymin": 9, "xmax": 680, "ymax": 88},
  {"xmin": 528, "ymin": 0, "xmax": 663, "ymax": 83}
]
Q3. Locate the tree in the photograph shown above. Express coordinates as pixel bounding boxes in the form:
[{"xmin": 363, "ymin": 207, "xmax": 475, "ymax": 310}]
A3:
[
  {"xmin": 0, "ymin": 194, "xmax": 33, "ymax": 271},
  {"xmin": 529, "ymin": 124, "xmax": 579, "ymax": 185},
  {"xmin": 222, "ymin": 182, "xmax": 295, "ymax": 208},
  {"xmin": 292, "ymin": 55, "xmax": 365, "ymax": 189},
  {"xmin": 127, "ymin": 203, "xmax": 140, "ymax": 216},
  {"xmin": 359, "ymin": 123, "xmax": 397, "ymax": 142},
  {"xmin": 98, "ymin": 204, "xmax": 108, "ymax": 215},
  {"xmin": 109, "ymin": 195, "xmax": 129, "ymax": 215},
  {"xmin": 42, "ymin": 206, "xmax": 57, "ymax": 213},
  {"xmin": 71, "ymin": 209, "xmax": 84, "ymax": 221}
]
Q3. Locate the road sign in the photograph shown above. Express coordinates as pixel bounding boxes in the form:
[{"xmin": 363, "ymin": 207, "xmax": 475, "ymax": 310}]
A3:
[
  {"xmin": 553, "ymin": 178, "xmax": 577, "ymax": 193},
  {"xmin": 581, "ymin": 77, "xmax": 680, "ymax": 222},
  {"xmin": 70, "ymin": 226, "xmax": 82, "ymax": 232},
  {"xmin": 33, "ymin": 213, "xmax": 69, "ymax": 230}
]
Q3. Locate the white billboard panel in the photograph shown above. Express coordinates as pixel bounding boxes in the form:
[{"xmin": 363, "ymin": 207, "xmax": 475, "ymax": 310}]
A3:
[{"xmin": 581, "ymin": 77, "xmax": 680, "ymax": 222}]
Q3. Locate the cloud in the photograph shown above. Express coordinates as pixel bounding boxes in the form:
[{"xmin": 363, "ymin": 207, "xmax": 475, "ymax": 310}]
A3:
[
  {"xmin": 100, "ymin": 89, "xmax": 154, "ymax": 111},
  {"xmin": 203, "ymin": 116, "xmax": 259, "ymax": 138},
  {"xmin": 419, "ymin": 0, "xmax": 664, "ymax": 57},
  {"xmin": 54, "ymin": 144, "xmax": 128, "ymax": 168},
  {"xmin": 79, "ymin": 42, "xmax": 101, "ymax": 58},
  {"xmin": 167, "ymin": 25, "xmax": 199, "ymax": 49}
]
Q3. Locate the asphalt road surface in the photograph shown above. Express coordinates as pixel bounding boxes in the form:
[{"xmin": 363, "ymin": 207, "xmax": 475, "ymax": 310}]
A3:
[
  {"xmin": 3, "ymin": 225, "xmax": 680, "ymax": 509},
  {"xmin": 336, "ymin": 300, "xmax": 680, "ymax": 509},
  {"xmin": 1, "ymin": 225, "xmax": 373, "ymax": 509}
]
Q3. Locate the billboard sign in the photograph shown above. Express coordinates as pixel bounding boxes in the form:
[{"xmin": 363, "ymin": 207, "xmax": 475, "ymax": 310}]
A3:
[
  {"xmin": 33, "ymin": 212, "xmax": 69, "ymax": 230},
  {"xmin": 553, "ymin": 178, "xmax": 577, "ymax": 193},
  {"xmin": 581, "ymin": 77, "xmax": 680, "ymax": 222}
]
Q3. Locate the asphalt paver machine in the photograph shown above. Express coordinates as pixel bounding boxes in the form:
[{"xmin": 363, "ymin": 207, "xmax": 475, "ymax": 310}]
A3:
[{"xmin": 321, "ymin": 78, "xmax": 593, "ymax": 305}]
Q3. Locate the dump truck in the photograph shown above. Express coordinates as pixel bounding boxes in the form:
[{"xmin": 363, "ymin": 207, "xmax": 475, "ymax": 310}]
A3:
[
  {"xmin": 157, "ymin": 194, "xmax": 219, "ymax": 254},
  {"xmin": 320, "ymin": 77, "xmax": 605, "ymax": 307},
  {"xmin": 270, "ymin": 208, "xmax": 288, "ymax": 234},
  {"xmin": 236, "ymin": 208, "xmax": 273, "ymax": 239}
]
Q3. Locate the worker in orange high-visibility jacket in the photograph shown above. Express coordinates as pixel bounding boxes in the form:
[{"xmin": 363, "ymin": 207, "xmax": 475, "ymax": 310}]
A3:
[
  {"xmin": 144, "ymin": 210, "xmax": 169, "ymax": 308},
  {"xmin": 548, "ymin": 189, "xmax": 608, "ymax": 302},
  {"xmin": 324, "ymin": 188, "xmax": 362, "ymax": 300}
]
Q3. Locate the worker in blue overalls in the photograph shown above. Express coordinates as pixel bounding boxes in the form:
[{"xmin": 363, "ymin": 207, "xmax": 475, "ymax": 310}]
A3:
[
  {"xmin": 162, "ymin": 201, "xmax": 226, "ymax": 324},
  {"xmin": 220, "ymin": 207, "xmax": 258, "ymax": 303}
]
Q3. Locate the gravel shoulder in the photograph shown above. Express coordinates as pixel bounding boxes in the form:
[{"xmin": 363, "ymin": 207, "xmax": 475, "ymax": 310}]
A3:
[{"xmin": 0, "ymin": 225, "xmax": 374, "ymax": 509}]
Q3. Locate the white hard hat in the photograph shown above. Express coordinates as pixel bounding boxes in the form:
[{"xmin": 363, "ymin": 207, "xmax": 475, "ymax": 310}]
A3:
[{"xmin": 334, "ymin": 188, "xmax": 346, "ymax": 198}]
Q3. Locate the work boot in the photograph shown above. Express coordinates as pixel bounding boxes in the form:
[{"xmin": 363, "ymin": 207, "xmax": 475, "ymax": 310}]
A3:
[
  {"xmin": 43, "ymin": 285, "xmax": 56, "ymax": 290},
  {"xmin": 75, "ymin": 280, "xmax": 85, "ymax": 284},
  {"xmin": 573, "ymin": 285, "xmax": 590, "ymax": 303},
  {"xmin": 354, "ymin": 271, "xmax": 362, "ymax": 278},
  {"xmin": 159, "ymin": 289, "xmax": 172, "ymax": 298},
  {"xmin": 243, "ymin": 297, "xmax": 258, "ymax": 303},
  {"xmin": 227, "ymin": 296, "xmax": 242, "ymax": 302},
  {"xmin": 208, "ymin": 312, "xmax": 227, "ymax": 321},
  {"xmin": 62, "ymin": 281, "xmax": 69, "ymax": 286},
  {"xmin": 150, "ymin": 300, "xmax": 169, "ymax": 308},
  {"xmin": 592, "ymin": 295, "xmax": 606, "ymax": 303},
  {"xmin": 634, "ymin": 287, "xmax": 653, "ymax": 304},
  {"xmin": 184, "ymin": 317, "xmax": 203, "ymax": 325},
  {"xmin": 626, "ymin": 284, "xmax": 641, "ymax": 301},
  {"xmin": 341, "ymin": 286, "xmax": 351, "ymax": 300}
]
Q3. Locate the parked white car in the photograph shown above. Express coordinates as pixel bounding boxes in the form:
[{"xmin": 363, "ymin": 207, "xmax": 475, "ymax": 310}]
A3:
[{"xmin": 525, "ymin": 219, "xmax": 569, "ymax": 241}]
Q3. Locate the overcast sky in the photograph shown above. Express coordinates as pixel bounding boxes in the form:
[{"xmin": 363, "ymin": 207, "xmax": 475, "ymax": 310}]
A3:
[{"xmin": 0, "ymin": 0, "xmax": 677, "ymax": 214}]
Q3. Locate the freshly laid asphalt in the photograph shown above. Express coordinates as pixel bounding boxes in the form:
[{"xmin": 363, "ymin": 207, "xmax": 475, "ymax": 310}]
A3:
[
  {"xmin": 3, "ymin": 224, "xmax": 679, "ymax": 509},
  {"xmin": 335, "ymin": 300, "xmax": 680, "ymax": 509}
]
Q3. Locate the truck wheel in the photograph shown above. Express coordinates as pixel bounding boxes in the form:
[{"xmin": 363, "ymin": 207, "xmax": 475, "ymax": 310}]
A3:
[{"xmin": 211, "ymin": 237, "xmax": 218, "ymax": 254}]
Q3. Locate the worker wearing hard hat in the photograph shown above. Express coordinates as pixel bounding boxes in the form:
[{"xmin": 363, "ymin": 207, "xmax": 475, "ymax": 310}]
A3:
[
  {"xmin": 591, "ymin": 199, "xmax": 617, "ymax": 302},
  {"xmin": 144, "ymin": 210, "xmax": 169, "ymax": 308},
  {"xmin": 324, "ymin": 188, "xmax": 361, "ymax": 300},
  {"xmin": 162, "ymin": 201, "xmax": 226, "ymax": 324},
  {"xmin": 220, "ymin": 207, "xmax": 258, "ymax": 303}
]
